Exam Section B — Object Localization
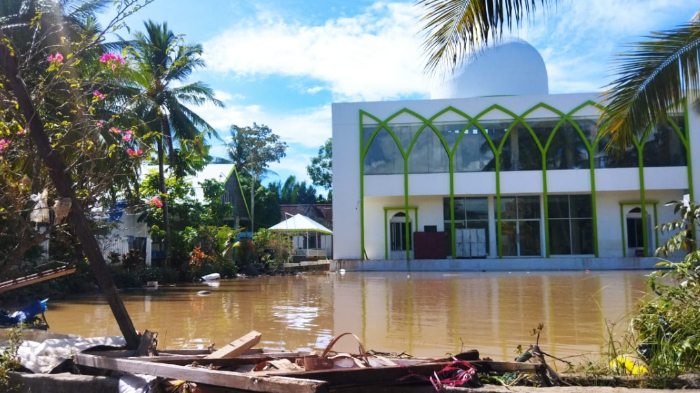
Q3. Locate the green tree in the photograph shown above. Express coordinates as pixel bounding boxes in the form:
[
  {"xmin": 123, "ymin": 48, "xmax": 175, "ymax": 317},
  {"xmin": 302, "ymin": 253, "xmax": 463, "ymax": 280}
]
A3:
[
  {"xmin": 0, "ymin": 0, "xmax": 155, "ymax": 348},
  {"xmin": 128, "ymin": 20, "xmax": 224, "ymax": 261},
  {"xmin": 226, "ymin": 123, "xmax": 287, "ymax": 231},
  {"xmin": 307, "ymin": 138, "xmax": 332, "ymax": 190},
  {"xmin": 418, "ymin": 0, "xmax": 554, "ymax": 74},
  {"xmin": 419, "ymin": 1, "xmax": 700, "ymax": 148}
]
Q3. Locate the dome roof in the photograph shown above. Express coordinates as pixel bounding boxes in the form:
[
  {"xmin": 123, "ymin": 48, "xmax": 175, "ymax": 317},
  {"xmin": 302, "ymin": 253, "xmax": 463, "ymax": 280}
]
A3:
[{"xmin": 430, "ymin": 38, "xmax": 549, "ymax": 99}]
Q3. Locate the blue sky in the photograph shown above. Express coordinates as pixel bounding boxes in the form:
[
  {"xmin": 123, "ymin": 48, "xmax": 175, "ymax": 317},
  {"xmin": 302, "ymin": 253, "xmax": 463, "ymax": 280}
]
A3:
[{"xmin": 103, "ymin": 0, "xmax": 699, "ymax": 190}]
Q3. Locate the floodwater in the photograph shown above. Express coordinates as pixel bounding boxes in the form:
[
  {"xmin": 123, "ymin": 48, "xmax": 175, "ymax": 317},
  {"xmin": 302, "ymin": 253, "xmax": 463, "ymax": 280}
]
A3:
[{"xmin": 46, "ymin": 270, "xmax": 650, "ymax": 364}]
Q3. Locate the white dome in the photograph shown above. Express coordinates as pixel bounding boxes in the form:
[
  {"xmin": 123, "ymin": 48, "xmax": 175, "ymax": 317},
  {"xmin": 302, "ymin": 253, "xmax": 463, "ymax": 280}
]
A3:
[{"xmin": 430, "ymin": 38, "xmax": 548, "ymax": 99}]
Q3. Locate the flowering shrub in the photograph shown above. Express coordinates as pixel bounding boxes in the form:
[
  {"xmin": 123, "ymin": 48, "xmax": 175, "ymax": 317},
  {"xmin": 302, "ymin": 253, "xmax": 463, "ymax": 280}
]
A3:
[
  {"xmin": 47, "ymin": 53, "xmax": 63, "ymax": 62},
  {"xmin": 149, "ymin": 196, "xmax": 163, "ymax": 208}
]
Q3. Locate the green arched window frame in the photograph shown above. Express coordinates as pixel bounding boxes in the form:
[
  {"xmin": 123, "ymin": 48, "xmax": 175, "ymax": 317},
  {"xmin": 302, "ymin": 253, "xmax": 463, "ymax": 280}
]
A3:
[{"xmin": 359, "ymin": 101, "xmax": 693, "ymax": 260}]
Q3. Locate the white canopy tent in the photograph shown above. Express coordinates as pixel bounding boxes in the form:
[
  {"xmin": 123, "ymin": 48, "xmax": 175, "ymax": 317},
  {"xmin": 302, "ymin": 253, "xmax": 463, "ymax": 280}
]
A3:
[
  {"xmin": 269, "ymin": 214, "xmax": 333, "ymax": 258},
  {"xmin": 269, "ymin": 214, "xmax": 333, "ymax": 235}
]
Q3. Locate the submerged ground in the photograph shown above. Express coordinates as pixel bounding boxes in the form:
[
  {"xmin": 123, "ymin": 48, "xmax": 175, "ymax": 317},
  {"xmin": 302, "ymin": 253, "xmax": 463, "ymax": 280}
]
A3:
[{"xmin": 44, "ymin": 270, "xmax": 649, "ymax": 365}]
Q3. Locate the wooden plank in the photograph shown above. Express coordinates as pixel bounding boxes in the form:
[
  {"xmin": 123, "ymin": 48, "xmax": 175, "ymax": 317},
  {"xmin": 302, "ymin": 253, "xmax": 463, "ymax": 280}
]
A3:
[
  {"xmin": 74, "ymin": 354, "xmax": 327, "ymax": 393},
  {"xmin": 135, "ymin": 330, "xmax": 158, "ymax": 357},
  {"xmin": 267, "ymin": 360, "xmax": 541, "ymax": 388},
  {"xmin": 206, "ymin": 331, "xmax": 262, "ymax": 359},
  {"xmin": 0, "ymin": 267, "xmax": 76, "ymax": 293},
  {"xmin": 132, "ymin": 352, "xmax": 301, "ymax": 366},
  {"xmin": 266, "ymin": 361, "xmax": 453, "ymax": 387}
]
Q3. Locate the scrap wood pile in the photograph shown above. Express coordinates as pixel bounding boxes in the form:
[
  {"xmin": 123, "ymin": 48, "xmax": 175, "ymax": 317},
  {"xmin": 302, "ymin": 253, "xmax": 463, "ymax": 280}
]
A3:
[{"xmin": 71, "ymin": 330, "xmax": 562, "ymax": 393}]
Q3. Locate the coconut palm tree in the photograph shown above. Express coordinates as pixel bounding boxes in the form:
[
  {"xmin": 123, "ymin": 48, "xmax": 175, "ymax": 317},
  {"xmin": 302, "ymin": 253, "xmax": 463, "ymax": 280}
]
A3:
[
  {"xmin": 128, "ymin": 21, "xmax": 224, "ymax": 258},
  {"xmin": 419, "ymin": 0, "xmax": 700, "ymax": 147},
  {"xmin": 598, "ymin": 19, "xmax": 700, "ymax": 147},
  {"xmin": 418, "ymin": 0, "xmax": 555, "ymax": 75}
]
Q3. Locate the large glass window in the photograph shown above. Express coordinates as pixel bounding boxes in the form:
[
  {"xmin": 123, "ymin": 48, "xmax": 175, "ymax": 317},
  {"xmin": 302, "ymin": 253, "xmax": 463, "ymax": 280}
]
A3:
[
  {"xmin": 408, "ymin": 127, "xmax": 449, "ymax": 173},
  {"xmin": 443, "ymin": 197, "xmax": 489, "ymax": 257},
  {"xmin": 453, "ymin": 121, "xmax": 508, "ymax": 172},
  {"xmin": 643, "ymin": 116, "xmax": 687, "ymax": 167},
  {"xmin": 497, "ymin": 125, "xmax": 542, "ymax": 171},
  {"xmin": 363, "ymin": 115, "xmax": 688, "ymax": 175},
  {"xmin": 548, "ymin": 195, "xmax": 594, "ymax": 255},
  {"xmin": 497, "ymin": 196, "xmax": 541, "ymax": 256},
  {"xmin": 545, "ymin": 121, "xmax": 589, "ymax": 170},
  {"xmin": 363, "ymin": 127, "xmax": 404, "ymax": 175}
]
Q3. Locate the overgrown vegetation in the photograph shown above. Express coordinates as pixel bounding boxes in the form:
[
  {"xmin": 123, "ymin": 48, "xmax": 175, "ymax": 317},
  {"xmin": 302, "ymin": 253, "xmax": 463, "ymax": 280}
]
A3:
[
  {"xmin": 632, "ymin": 200, "xmax": 700, "ymax": 377},
  {"xmin": 0, "ymin": 327, "xmax": 22, "ymax": 392}
]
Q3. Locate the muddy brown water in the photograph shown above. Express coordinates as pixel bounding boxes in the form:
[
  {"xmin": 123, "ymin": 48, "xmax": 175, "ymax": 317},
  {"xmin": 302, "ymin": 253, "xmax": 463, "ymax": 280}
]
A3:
[{"xmin": 44, "ymin": 270, "xmax": 649, "ymax": 364}]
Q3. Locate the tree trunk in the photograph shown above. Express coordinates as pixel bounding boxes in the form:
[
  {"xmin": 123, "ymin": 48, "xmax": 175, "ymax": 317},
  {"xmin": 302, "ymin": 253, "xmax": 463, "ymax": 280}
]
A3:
[
  {"xmin": 162, "ymin": 115, "xmax": 176, "ymax": 168},
  {"xmin": 156, "ymin": 130, "xmax": 171, "ymax": 264},
  {"xmin": 0, "ymin": 42, "xmax": 140, "ymax": 349},
  {"xmin": 250, "ymin": 176, "xmax": 255, "ymax": 233}
]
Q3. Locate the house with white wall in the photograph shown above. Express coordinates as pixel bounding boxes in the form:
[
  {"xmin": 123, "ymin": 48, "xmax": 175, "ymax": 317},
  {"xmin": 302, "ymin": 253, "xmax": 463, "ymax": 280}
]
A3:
[{"xmin": 332, "ymin": 39, "xmax": 695, "ymax": 271}]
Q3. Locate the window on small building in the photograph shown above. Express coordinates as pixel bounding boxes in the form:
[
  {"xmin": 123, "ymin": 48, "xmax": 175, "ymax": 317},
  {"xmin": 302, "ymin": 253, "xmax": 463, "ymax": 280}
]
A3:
[{"xmin": 548, "ymin": 195, "xmax": 594, "ymax": 255}]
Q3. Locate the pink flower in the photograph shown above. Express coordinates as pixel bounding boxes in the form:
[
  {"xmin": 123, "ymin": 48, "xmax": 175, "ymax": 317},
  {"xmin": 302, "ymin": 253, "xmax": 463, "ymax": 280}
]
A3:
[
  {"xmin": 126, "ymin": 147, "xmax": 142, "ymax": 157},
  {"xmin": 100, "ymin": 52, "xmax": 125, "ymax": 70},
  {"xmin": 93, "ymin": 90, "xmax": 105, "ymax": 100},
  {"xmin": 109, "ymin": 127, "xmax": 121, "ymax": 134},
  {"xmin": 122, "ymin": 130, "xmax": 133, "ymax": 141},
  {"xmin": 137, "ymin": 149, "xmax": 143, "ymax": 155},
  {"xmin": 47, "ymin": 53, "xmax": 63, "ymax": 62},
  {"xmin": 149, "ymin": 196, "xmax": 163, "ymax": 209},
  {"xmin": 16, "ymin": 129, "xmax": 26, "ymax": 135},
  {"xmin": 0, "ymin": 139, "xmax": 9, "ymax": 151},
  {"xmin": 97, "ymin": 121, "xmax": 105, "ymax": 127}
]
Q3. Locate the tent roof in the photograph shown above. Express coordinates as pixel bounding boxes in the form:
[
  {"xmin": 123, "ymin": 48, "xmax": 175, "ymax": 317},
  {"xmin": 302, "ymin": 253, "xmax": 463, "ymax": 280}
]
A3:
[{"xmin": 268, "ymin": 214, "xmax": 333, "ymax": 235}]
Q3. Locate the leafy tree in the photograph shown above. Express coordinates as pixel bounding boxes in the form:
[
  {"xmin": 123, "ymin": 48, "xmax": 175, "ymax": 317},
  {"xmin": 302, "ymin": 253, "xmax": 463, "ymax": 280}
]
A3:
[
  {"xmin": 307, "ymin": 138, "xmax": 332, "ymax": 190},
  {"xmin": 271, "ymin": 176, "xmax": 319, "ymax": 205},
  {"xmin": 0, "ymin": 0, "xmax": 156, "ymax": 348},
  {"xmin": 226, "ymin": 123, "xmax": 287, "ymax": 231},
  {"xmin": 127, "ymin": 20, "xmax": 224, "ymax": 261},
  {"xmin": 252, "ymin": 228, "xmax": 293, "ymax": 270}
]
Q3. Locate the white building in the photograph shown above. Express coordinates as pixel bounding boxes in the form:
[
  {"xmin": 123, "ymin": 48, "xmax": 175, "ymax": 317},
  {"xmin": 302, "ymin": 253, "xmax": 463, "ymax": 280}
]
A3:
[{"xmin": 332, "ymin": 40, "xmax": 696, "ymax": 271}]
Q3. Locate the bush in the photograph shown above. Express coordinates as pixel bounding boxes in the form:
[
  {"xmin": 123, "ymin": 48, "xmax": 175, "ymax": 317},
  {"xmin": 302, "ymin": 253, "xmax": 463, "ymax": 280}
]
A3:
[{"xmin": 634, "ymin": 200, "xmax": 700, "ymax": 375}]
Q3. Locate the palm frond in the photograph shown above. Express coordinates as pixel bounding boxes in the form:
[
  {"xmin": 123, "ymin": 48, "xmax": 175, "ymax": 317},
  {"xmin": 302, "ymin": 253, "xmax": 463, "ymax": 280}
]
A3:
[
  {"xmin": 171, "ymin": 81, "xmax": 224, "ymax": 107},
  {"xmin": 418, "ymin": 0, "xmax": 554, "ymax": 75},
  {"xmin": 599, "ymin": 22, "xmax": 700, "ymax": 149}
]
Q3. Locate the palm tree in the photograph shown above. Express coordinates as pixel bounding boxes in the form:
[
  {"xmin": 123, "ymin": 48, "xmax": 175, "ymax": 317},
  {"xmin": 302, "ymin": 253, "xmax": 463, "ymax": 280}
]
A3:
[
  {"xmin": 598, "ymin": 19, "xmax": 700, "ymax": 146},
  {"xmin": 129, "ymin": 21, "xmax": 224, "ymax": 258},
  {"xmin": 418, "ymin": 0, "xmax": 555, "ymax": 75},
  {"xmin": 419, "ymin": 1, "xmax": 700, "ymax": 147}
]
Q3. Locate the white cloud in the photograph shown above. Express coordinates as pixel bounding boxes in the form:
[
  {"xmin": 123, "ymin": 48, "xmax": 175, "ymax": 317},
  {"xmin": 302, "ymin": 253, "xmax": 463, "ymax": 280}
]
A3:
[
  {"xmin": 519, "ymin": 0, "xmax": 698, "ymax": 93},
  {"xmin": 203, "ymin": 2, "xmax": 430, "ymax": 101},
  {"xmin": 214, "ymin": 90, "xmax": 245, "ymax": 101},
  {"xmin": 305, "ymin": 86, "xmax": 324, "ymax": 94},
  {"xmin": 196, "ymin": 89, "xmax": 331, "ymax": 149}
]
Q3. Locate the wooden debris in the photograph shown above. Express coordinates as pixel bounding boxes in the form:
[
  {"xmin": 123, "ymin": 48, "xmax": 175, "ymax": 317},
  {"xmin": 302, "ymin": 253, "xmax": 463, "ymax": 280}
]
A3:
[
  {"xmin": 0, "ymin": 266, "xmax": 76, "ymax": 294},
  {"xmin": 74, "ymin": 353, "xmax": 328, "ymax": 393},
  {"xmin": 206, "ymin": 331, "xmax": 262, "ymax": 359},
  {"xmin": 135, "ymin": 330, "xmax": 158, "ymax": 357}
]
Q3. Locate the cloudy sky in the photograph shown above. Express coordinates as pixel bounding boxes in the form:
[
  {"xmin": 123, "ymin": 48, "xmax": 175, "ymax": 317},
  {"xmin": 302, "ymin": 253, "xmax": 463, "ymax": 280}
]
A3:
[{"xmin": 107, "ymin": 0, "xmax": 699, "ymax": 189}]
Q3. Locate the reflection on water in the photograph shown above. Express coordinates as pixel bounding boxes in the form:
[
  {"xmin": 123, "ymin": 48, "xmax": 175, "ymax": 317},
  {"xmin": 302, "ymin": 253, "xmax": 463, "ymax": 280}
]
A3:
[{"xmin": 46, "ymin": 271, "xmax": 649, "ymax": 362}]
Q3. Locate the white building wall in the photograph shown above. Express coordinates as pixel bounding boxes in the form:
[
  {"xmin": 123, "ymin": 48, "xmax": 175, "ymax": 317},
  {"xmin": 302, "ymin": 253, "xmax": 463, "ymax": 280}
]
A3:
[
  {"xmin": 332, "ymin": 92, "xmax": 694, "ymax": 264},
  {"xmin": 332, "ymin": 104, "xmax": 363, "ymax": 259}
]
